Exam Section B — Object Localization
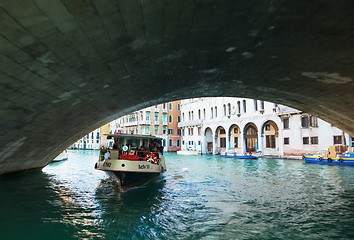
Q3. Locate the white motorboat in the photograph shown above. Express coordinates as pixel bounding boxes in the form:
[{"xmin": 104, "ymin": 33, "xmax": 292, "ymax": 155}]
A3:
[{"xmin": 95, "ymin": 134, "xmax": 166, "ymax": 190}]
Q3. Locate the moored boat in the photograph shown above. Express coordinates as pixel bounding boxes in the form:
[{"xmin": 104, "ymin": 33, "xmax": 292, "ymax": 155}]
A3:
[
  {"xmin": 303, "ymin": 153, "xmax": 354, "ymax": 166},
  {"xmin": 95, "ymin": 134, "xmax": 167, "ymax": 190},
  {"xmin": 220, "ymin": 151, "xmax": 259, "ymax": 159},
  {"xmin": 52, "ymin": 149, "xmax": 68, "ymax": 162}
]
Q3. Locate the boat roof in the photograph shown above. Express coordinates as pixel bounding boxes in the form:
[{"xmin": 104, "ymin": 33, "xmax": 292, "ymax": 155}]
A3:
[{"xmin": 106, "ymin": 133, "xmax": 162, "ymax": 141}]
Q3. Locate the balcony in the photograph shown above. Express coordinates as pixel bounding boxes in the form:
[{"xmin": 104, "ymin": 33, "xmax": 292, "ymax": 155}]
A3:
[
  {"xmin": 145, "ymin": 107, "xmax": 151, "ymax": 112},
  {"xmin": 178, "ymin": 119, "xmax": 202, "ymax": 128},
  {"xmin": 162, "ymin": 109, "xmax": 168, "ymax": 113},
  {"xmin": 139, "ymin": 120, "xmax": 151, "ymax": 125},
  {"xmin": 162, "ymin": 121, "xmax": 168, "ymax": 125},
  {"xmin": 154, "ymin": 121, "xmax": 160, "ymax": 125},
  {"xmin": 123, "ymin": 121, "xmax": 138, "ymax": 127}
]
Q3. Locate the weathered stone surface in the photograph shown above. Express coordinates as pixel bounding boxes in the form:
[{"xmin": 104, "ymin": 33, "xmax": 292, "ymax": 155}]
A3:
[{"xmin": 0, "ymin": 0, "xmax": 353, "ymax": 174}]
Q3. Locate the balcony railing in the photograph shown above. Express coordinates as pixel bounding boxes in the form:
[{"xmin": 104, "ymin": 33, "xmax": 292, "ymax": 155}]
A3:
[
  {"xmin": 124, "ymin": 121, "xmax": 138, "ymax": 127},
  {"xmin": 162, "ymin": 109, "xmax": 168, "ymax": 113},
  {"xmin": 139, "ymin": 120, "xmax": 151, "ymax": 125},
  {"xmin": 178, "ymin": 119, "xmax": 202, "ymax": 128}
]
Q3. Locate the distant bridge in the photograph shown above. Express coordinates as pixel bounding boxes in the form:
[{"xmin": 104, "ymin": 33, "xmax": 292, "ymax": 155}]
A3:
[{"xmin": 0, "ymin": 0, "xmax": 353, "ymax": 174}]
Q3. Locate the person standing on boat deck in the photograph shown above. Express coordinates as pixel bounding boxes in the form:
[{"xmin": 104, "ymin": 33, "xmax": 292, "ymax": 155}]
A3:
[{"xmin": 157, "ymin": 143, "xmax": 164, "ymax": 155}]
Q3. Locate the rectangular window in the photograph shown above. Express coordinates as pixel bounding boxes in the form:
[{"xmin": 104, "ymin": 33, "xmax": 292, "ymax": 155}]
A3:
[
  {"xmin": 198, "ymin": 141, "xmax": 201, "ymax": 145},
  {"xmin": 155, "ymin": 114, "xmax": 158, "ymax": 121},
  {"xmin": 177, "ymin": 139, "xmax": 180, "ymax": 147},
  {"xmin": 169, "ymin": 115, "xmax": 172, "ymax": 123},
  {"xmin": 311, "ymin": 137, "xmax": 318, "ymax": 144},
  {"xmin": 310, "ymin": 116, "xmax": 318, "ymax": 127},
  {"xmin": 284, "ymin": 137, "xmax": 289, "ymax": 145},
  {"xmin": 177, "ymin": 129, "xmax": 181, "ymax": 135},
  {"xmin": 283, "ymin": 118, "xmax": 289, "ymax": 129},
  {"xmin": 190, "ymin": 128, "xmax": 193, "ymax": 135},
  {"xmin": 182, "ymin": 141, "xmax": 185, "ymax": 145},
  {"xmin": 146, "ymin": 113, "xmax": 150, "ymax": 121},
  {"xmin": 303, "ymin": 137, "xmax": 309, "ymax": 145},
  {"xmin": 182, "ymin": 129, "xmax": 185, "ymax": 136},
  {"xmin": 178, "ymin": 104, "xmax": 180, "ymax": 111},
  {"xmin": 155, "ymin": 127, "xmax": 158, "ymax": 135},
  {"xmin": 169, "ymin": 139, "xmax": 172, "ymax": 147},
  {"xmin": 168, "ymin": 129, "xmax": 173, "ymax": 135},
  {"xmin": 333, "ymin": 135, "xmax": 342, "ymax": 145},
  {"xmin": 163, "ymin": 127, "xmax": 166, "ymax": 134},
  {"xmin": 178, "ymin": 116, "xmax": 181, "ymax": 122},
  {"xmin": 234, "ymin": 137, "xmax": 238, "ymax": 148},
  {"xmin": 301, "ymin": 115, "xmax": 309, "ymax": 128},
  {"xmin": 220, "ymin": 137, "xmax": 226, "ymax": 148},
  {"xmin": 266, "ymin": 135, "xmax": 276, "ymax": 148},
  {"xmin": 146, "ymin": 127, "xmax": 150, "ymax": 134},
  {"xmin": 198, "ymin": 127, "xmax": 201, "ymax": 136},
  {"xmin": 169, "ymin": 103, "xmax": 172, "ymax": 110}
]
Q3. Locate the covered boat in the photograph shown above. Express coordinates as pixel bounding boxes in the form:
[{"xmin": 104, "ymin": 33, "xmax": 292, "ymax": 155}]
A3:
[
  {"xmin": 303, "ymin": 153, "xmax": 354, "ymax": 166},
  {"xmin": 95, "ymin": 134, "xmax": 166, "ymax": 190}
]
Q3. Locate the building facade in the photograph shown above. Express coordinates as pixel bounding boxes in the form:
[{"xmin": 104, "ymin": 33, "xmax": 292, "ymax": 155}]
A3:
[
  {"xmin": 167, "ymin": 101, "xmax": 182, "ymax": 152},
  {"xmin": 178, "ymin": 97, "xmax": 352, "ymax": 157},
  {"xmin": 110, "ymin": 101, "xmax": 181, "ymax": 152},
  {"xmin": 71, "ymin": 123, "xmax": 110, "ymax": 150}
]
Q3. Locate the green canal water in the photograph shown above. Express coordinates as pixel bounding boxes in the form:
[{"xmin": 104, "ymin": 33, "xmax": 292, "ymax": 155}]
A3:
[{"xmin": 1, "ymin": 150, "xmax": 354, "ymax": 239}]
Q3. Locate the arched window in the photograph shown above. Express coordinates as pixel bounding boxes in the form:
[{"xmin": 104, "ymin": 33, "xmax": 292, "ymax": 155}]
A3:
[
  {"xmin": 188, "ymin": 111, "xmax": 191, "ymax": 121},
  {"xmin": 243, "ymin": 100, "xmax": 247, "ymax": 113},
  {"xmin": 237, "ymin": 101, "xmax": 240, "ymax": 114},
  {"xmin": 169, "ymin": 115, "xmax": 172, "ymax": 123},
  {"xmin": 182, "ymin": 113, "xmax": 185, "ymax": 122},
  {"xmin": 223, "ymin": 104, "xmax": 226, "ymax": 116},
  {"xmin": 198, "ymin": 109, "xmax": 201, "ymax": 119},
  {"xmin": 215, "ymin": 107, "xmax": 217, "ymax": 118},
  {"xmin": 203, "ymin": 109, "xmax": 206, "ymax": 119},
  {"xmin": 228, "ymin": 103, "xmax": 231, "ymax": 115},
  {"xmin": 211, "ymin": 107, "xmax": 214, "ymax": 118},
  {"xmin": 191, "ymin": 111, "xmax": 194, "ymax": 120}
]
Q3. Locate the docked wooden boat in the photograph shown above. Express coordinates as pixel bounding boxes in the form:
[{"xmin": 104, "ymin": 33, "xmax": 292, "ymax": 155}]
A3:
[
  {"xmin": 303, "ymin": 153, "xmax": 354, "ymax": 166},
  {"xmin": 95, "ymin": 134, "xmax": 167, "ymax": 190},
  {"xmin": 220, "ymin": 151, "xmax": 259, "ymax": 159},
  {"xmin": 52, "ymin": 149, "xmax": 68, "ymax": 162}
]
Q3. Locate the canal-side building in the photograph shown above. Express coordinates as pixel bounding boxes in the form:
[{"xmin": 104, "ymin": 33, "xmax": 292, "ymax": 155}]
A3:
[
  {"xmin": 178, "ymin": 97, "xmax": 352, "ymax": 157},
  {"xmin": 71, "ymin": 123, "xmax": 110, "ymax": 149},
  {"xmin": 109, "ymin": 101, "xmax": 181, "ymax": 152},
  {"xmin": 167, "ymin": 101, "xmax": 182, "ymax": 152}
]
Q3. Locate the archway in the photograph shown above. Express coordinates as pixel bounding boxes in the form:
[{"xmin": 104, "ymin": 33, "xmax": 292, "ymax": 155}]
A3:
[
  {"xmin": 215, "ymin": 126, "xmax": 227, "ymax": 154},
  {"xmin": 204, "ymin": 127, "xmax": 213, "ymax": 154},
  {"xmin": 261, "ymin": 120, "xmax": 279, "ymax": 156},
  {"xmin": 229, "ymin": 124, "xmax": 241, "ymax": 152},
  {"xmin": 244, "ymin": 123, "xmax": 258, "ymax": 153}
]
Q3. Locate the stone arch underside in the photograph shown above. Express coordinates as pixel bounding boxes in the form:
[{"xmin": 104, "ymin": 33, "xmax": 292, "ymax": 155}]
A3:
[{"xmin": 1, "ymin": 1, "xmax": 354, "ymax": 174}]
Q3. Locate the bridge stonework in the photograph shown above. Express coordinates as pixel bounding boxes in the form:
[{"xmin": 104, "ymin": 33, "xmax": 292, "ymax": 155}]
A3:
[{"xmin": 0, "ymin": 1, "xmax": 353, "ymax": 174}]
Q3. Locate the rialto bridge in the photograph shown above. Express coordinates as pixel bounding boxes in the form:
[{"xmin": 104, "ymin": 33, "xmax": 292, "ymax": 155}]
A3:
[{"xmin": 0, "ymin": 1, "xmax": 354, "ymax": 175}]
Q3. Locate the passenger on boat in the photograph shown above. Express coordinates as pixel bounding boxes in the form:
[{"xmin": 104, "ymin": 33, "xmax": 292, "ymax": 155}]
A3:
[
  {"xmin": 138, "ymin": 146, "xmax": 147, "ymax": 160},
  {"xmin": 157, "ymin": 143, "xmax": 164, "ymax": 155}
]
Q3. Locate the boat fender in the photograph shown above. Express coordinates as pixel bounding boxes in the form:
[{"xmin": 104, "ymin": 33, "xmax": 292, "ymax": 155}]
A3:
[
  {"xmin": 327, "ymin": 158, "xmax": 332, "ymax": 162},
  {"xmin": 144, "ymin": 153, "xmax": 158, "ymax": 164},
  {"xmin": 338, "ymin": 158, "xmax": 343, "ymax": 163},
  {"xmin": 319, "ymin": 157, "xmax": 323, "ymax": 161}
]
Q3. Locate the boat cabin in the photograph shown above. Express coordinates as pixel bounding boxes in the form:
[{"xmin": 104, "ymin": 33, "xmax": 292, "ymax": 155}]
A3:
[{"xmin": 99, "ymin": 134, "xmax": 163, "ymax": 163}]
